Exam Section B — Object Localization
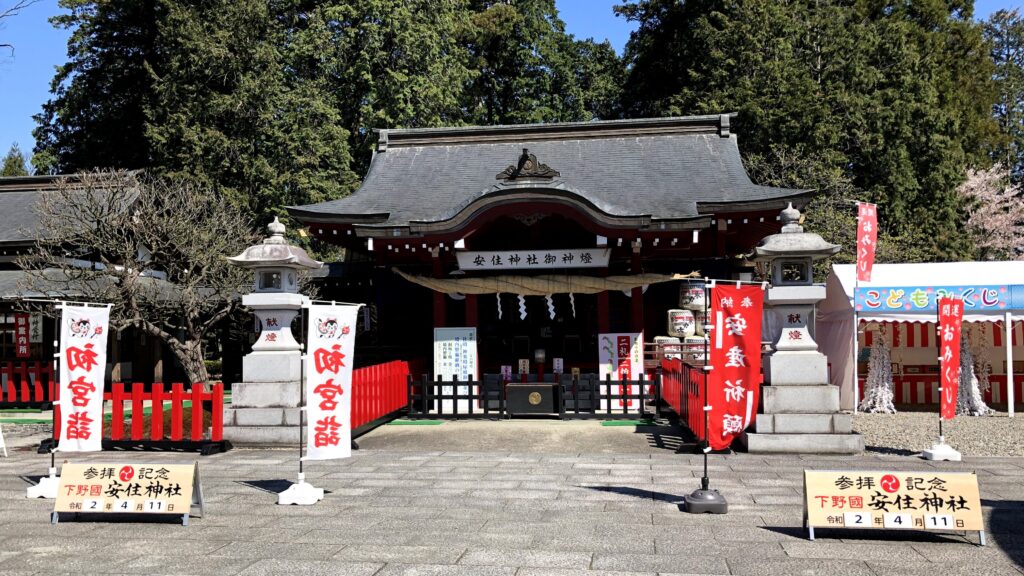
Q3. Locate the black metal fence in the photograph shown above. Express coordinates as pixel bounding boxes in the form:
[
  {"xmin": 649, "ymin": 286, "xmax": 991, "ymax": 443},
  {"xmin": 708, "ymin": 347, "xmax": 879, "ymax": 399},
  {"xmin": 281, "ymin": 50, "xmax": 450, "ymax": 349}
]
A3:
[{"xmin": 406, "ymin": 373, "xmax": 661, "ymax": 420}]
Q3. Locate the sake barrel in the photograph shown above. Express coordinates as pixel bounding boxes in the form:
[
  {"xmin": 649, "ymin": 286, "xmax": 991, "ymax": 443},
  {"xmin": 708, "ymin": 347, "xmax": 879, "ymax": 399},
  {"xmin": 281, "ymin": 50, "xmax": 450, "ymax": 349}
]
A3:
[
  {"xmin": 679, "ymin": 283, "xmax": 706, "ymax": 310},
  {"xmin": 667, "ymin": 309, "xmax": 696, "ymax": 338}
]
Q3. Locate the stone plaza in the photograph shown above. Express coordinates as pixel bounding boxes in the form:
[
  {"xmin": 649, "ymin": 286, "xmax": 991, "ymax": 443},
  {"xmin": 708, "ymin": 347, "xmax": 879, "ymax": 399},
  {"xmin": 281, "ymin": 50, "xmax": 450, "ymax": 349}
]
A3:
[{"xmin": 2, "ymin": 419, "xmax": 1023, "ymax": 576}]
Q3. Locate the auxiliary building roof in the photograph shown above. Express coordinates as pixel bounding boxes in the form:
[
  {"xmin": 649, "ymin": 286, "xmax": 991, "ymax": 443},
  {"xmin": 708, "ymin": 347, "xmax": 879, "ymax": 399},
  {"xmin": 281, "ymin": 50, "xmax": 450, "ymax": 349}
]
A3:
[{"xmin": 288, "ymin": 115, "xmax": 811, "ymax": 232}]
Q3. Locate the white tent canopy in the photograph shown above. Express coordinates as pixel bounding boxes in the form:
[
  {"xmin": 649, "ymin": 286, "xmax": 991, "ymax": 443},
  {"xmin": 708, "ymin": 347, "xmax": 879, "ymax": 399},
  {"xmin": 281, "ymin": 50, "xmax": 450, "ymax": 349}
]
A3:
[{"xmin": 818, "ymin": 262, "xmax": 1024, "ymax": 412}]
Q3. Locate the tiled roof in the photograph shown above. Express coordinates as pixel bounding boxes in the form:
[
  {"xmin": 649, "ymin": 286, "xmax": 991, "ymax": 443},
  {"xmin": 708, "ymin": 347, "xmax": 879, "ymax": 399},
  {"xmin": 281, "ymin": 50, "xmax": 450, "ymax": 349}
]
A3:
[{"xmin": 288, "ymin": 115, "xmax": 810, "ymax": 229}]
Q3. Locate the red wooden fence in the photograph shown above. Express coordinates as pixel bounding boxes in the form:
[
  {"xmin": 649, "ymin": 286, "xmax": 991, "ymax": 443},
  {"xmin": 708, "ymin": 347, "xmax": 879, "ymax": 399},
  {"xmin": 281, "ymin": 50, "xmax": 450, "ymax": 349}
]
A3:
[
  {"xmin": 53, "ymin": 382, "xmax": 224, "ymax": 443},
  {"xmin": 351, "ymin": 360, "xmax": 412, "ymax": 431},
  {"xmin": 660, "ymin": 358, "xmax": 706, "ymax": 441},
  {"xmin": 0, "ymin": 361, "xmax": 56, "ymax": 404}
]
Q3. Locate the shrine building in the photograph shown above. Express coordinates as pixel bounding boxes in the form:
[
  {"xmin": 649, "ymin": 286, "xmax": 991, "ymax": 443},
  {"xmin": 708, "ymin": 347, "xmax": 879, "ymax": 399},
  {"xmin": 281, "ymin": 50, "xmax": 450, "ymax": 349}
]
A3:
[{"xmin": 288, "ymin": 115, "xmax": 811, "ymax": 376}]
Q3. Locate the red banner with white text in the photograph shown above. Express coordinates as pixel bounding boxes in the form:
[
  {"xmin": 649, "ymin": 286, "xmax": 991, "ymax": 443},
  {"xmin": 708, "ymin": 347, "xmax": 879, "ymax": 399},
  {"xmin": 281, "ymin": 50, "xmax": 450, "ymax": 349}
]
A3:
[
  {"xmin": 938, "ymin": 297, "xmax": 964, "ymax": 420},
  {"xmin": 707, "ymin": 284, "xmax": 764, "ymax": 450},
  {"xmin": 857, "ymin": 202, "xmax": 877, "ymax": 282}
]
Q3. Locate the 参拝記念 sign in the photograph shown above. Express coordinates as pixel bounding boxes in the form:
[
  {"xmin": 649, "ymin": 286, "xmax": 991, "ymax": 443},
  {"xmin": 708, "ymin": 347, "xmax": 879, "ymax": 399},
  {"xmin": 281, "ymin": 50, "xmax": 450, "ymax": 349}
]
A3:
[
  {"xmin": 53, "ymin": 462, "xmax": 203, "ymax": 525},
  {"xmin": 803, "ymin": 470, "xmax": 984, "ymax": 544}
]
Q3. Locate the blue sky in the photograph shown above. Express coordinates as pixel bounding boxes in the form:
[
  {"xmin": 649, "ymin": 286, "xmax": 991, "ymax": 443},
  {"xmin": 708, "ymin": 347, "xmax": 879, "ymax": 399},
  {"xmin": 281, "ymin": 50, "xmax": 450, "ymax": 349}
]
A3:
[{"xmin": 0, "ymin": 0, "xmax": 1017, "ymax": 171}]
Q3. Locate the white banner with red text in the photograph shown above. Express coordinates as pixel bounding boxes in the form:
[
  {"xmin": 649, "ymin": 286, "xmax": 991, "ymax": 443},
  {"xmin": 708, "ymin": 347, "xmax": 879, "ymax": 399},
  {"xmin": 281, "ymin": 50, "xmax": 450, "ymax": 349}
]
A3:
[
  {"xmin": 57, "ymin": 305, "xmax": 110, "ymax": 452},
  {"xmin": 305, "ymin": 304, "xmax": 359, "ymax": 460},
  {"xmin": 707, "ymin": 285, "xmax": 763, "ymax": 450},
  {"xmin": 938, "ymin": 297, "xmax": 964, "ymax": 420}
]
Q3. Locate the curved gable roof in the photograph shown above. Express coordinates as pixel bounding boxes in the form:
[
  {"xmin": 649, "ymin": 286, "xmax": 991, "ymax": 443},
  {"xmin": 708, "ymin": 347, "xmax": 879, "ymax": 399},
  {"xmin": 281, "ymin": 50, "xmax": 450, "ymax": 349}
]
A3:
[{"xmin": 288, "ymin": 115, "xmax": 810, "ymax": 232}]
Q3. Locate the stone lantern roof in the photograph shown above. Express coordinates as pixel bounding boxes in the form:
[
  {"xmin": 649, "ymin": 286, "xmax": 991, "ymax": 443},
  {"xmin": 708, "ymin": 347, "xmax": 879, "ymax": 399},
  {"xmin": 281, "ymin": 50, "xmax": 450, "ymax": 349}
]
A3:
[
  {"xmin": 228, "ymin": 217, "xmax": 323, "ymax": 270},
  {"xmin": 752, "ymin": 203, "xmax": 839, "ymax": 261}
]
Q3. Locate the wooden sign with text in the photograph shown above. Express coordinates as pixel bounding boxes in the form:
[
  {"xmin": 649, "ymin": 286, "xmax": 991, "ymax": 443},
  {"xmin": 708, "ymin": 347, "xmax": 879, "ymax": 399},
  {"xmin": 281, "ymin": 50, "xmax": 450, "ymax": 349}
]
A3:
[
  {"xmin": 54, "ymin": 462, "xmax": 204, "ymax": 525},
  {"xmin": 803, "ymin": 470, "xmax": 984, "ymax": 544}
]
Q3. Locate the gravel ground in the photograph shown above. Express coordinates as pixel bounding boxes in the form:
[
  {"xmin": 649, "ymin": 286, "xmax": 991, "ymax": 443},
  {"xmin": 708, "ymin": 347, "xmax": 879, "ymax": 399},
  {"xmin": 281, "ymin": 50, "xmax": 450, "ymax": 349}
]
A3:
[{"xmin": 854, "ymin": 409, "xmax": 1024, "ymax": 457}]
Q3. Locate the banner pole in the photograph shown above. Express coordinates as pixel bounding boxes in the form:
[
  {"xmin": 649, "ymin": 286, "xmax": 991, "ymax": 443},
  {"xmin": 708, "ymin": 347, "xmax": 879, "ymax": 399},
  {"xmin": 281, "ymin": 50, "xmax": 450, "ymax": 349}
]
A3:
[
  {"xmin": 684, "ymin": 278, "xmax": 727, "ymax": 514},
  {"xmin": 27, "ymin": 303, "xmax": 65, "ymax": 498},
  {"xmin": 299, "ymin": 306, "xmax": 305, "ymax": 477},
  {"xmin": 50, "ymin": 307, "xmax": 60, "ymax": 471},
  {"xmin": 278, "ymin": 301, "xmax": 325, "ymax": 505},
  {"xmin": 937, "ymin": 306, "xmax": 943, "ymax": 441}
]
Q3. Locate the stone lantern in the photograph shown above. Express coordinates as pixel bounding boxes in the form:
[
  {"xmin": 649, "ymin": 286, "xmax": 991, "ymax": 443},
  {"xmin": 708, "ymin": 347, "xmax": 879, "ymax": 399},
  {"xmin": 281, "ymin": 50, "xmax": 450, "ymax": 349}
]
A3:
[
  {"xmin": 741, "ymin": 204, "xmax": 863, "ymax": 454},
  {"xmin": 223, "ymin": 217, "xmax": 322, "ymax": 445}
]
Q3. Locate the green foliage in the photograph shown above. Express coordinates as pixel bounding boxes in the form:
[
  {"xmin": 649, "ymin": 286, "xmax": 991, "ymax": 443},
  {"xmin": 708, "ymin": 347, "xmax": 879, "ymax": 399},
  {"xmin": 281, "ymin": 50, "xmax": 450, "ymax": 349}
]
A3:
[
  {"xmin": 985, "ymin": 9, "xmax": 1024, "ymax": 182},
  {"xmin": 1, "ymin": 143, "xmax": 29, "ymax": 176},
  {"xmin": 617, "ymin": 0, "xmax": 999, "ymax": 261},
  {"xmin": 462, "ymin": 0, "xmax": 624, "ymax": 124},
  {"xmin": 32, "ymin": 0, "xmax": 624, "ymax": 234}
]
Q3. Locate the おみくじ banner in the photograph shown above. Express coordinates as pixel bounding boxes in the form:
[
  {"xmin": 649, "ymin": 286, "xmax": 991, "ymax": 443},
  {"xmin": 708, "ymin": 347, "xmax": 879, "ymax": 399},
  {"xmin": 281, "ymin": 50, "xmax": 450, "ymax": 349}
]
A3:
[
  {"xmin": 57, "ymin": 305, "xmax": 110, "ymax": 453},
  {"xmin": 305, "ymin": 304, "xmax": 360, "ymax": 460}
]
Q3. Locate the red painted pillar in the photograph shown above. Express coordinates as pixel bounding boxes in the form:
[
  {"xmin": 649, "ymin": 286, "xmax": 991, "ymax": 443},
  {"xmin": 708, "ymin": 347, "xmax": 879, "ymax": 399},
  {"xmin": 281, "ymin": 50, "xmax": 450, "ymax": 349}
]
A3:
[{"xmin": 432, "ymin": 248, "xmax": 446, "ymax": 328}]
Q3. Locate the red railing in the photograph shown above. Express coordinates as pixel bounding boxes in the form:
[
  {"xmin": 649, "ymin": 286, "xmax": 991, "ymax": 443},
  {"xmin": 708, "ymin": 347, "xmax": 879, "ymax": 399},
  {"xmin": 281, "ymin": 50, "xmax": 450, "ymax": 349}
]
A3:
[
  {"xmin": 660, "ymin": 358, "xmax": 706, "ymax": 441},
  {"xmin": 53, "ymin": 382, "xmax": 224, "ymax": 443},
  {"xmin": 1, "ymin": 361, "xmax": 56, "ymax": 404},
  {"xmin": 351, "ymin": 360, "xmax": 412, "ymax": 430}
]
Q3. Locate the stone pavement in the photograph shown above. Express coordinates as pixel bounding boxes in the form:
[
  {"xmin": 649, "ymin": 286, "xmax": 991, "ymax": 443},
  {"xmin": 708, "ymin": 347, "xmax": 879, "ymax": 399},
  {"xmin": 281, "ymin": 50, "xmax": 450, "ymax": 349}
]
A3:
[{"xmin": 1, "ymin": 419, "xmax": 1023, "ymax": 575}]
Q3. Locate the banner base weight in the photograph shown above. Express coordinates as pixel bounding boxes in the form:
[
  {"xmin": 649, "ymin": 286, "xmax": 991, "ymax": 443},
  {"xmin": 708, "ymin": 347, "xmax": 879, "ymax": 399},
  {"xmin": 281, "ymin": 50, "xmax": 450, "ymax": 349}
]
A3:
[
  {"xmin": 684, "ymin": 488, "xmax": 728, "ymax": 514},
  {"xmin": 278, "ymin": 475, "xmax": 324, "ymax": 506},
  {"xmin": 27, "ymin": 468, "xmax": 59, "ymax": 499},
  {"xmin": 922, "ymin": 439, "xmax": 961, "ymax": 462}
]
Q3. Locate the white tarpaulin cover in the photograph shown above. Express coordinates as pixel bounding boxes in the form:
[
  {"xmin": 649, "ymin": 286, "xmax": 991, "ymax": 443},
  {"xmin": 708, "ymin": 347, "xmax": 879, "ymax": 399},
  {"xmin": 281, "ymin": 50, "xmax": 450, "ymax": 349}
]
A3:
[{"xmin": 818, "ymin": 262, "xmax": 1024, "ymax": 409}]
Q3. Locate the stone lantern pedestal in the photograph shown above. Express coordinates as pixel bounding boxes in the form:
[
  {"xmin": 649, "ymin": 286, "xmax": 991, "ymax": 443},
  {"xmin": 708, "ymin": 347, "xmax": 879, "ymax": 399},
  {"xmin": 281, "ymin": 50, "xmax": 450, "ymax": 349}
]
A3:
[
  {"xmin": 741, "ymin": 204, "xmax": 863, "ymax": 454},
  {"xmin": 223, "ymin": 218, "xmax": 322, "ymax": 445}
]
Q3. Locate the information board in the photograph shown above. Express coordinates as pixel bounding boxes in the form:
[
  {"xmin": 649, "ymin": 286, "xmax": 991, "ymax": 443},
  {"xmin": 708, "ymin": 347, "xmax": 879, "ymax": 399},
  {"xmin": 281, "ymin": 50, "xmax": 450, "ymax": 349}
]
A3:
[
  {"xmin": 433, "ymin": 327, "xmax": 478, "ymax": 413},
  {"xmin": 803, "ymin": 470, "xmax": 984, "ymax": 544},
  {"xmin": 598, "ymin": 332, "xmax": 643, "ymax": 411},
  {"xmin": 54, "ymin": 462, "xmax": 204, "ymax": 525}
]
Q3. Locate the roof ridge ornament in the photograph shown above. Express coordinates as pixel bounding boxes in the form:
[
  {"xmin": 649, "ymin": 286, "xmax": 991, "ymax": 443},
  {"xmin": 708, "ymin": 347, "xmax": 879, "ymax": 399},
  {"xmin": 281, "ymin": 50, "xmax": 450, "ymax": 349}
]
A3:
[{"xmin": 496, "ymin": 148, "xmax": 560, "ymax": 180}]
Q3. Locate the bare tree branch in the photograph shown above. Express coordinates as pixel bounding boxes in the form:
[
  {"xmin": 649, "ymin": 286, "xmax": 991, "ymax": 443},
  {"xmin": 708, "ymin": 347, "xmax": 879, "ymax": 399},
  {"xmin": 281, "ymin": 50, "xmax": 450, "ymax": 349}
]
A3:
[
  {"xmin": 18, "ymin": 170, "xmax": 259, "ymax": 385},
  {"xmin": 0, "ymin": 0, "xmax": 41, "ymax": 56}
]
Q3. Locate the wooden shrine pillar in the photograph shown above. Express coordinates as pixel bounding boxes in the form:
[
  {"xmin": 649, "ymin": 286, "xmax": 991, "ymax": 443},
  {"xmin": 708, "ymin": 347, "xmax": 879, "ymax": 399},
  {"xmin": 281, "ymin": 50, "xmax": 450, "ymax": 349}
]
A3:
[
  {"xmin": 630, "ymin": 241, "xmax": 644, "ymax": 333},
  {"xmin": 466, "ymin": 294, "xmax": 478, "ymax": 327},
  {"xmin": 597, "ymin": 265, "xmax": 610, "ymax": 333},
  {"xmin": 431, "ymin": 248, "xmax": 446, "ymax": 328}
]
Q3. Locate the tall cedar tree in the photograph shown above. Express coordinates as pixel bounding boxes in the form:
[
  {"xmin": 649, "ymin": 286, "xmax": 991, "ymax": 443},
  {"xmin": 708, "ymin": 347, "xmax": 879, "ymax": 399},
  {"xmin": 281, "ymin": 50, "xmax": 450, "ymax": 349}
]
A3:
[
  {"xmin": 985, "ymin": 9, "xmax": 1024, "ymax": 182},
  {"xmin": 1, "ymin": 143, "xmax": 29, "ymax": 176},
  {"xmin": 462, "ymin": 0, "xmax": 623, "ymax": 124},
  {"xmin": 616, "ymin": 0, "xmax": 999, "ymax": 261},
  {"xmin": 32, "ymin": 1, "xmax": 158, "ymax": 173},
  {"xmin": 33, "ymin": 0, "xmax": 623, "ymax": 216}
]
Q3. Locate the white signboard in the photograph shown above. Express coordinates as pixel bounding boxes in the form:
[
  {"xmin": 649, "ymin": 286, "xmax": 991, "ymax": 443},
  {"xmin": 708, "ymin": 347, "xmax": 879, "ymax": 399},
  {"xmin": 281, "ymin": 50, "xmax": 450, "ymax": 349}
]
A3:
[
  {"xmin": 305, "ymin": 304, "xmax": 360, "ymax": 460},
  {"xmin": 457, "ymin": 248, "xmax": 610, "ymax": 270},
  {"xmin": 57, "ymin": 305, "xmax": 111, "ymax": 452},
  {"xmin": 553, "ymin": 358, "xmax": 564, "ymax": 374},
  {"xmin": 433, "ymin": 327, "xmax": 478, "ymax": 413},
  {"xmin": 598, "ymin": 332, "xmax": 644, "ymax": 412}
]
